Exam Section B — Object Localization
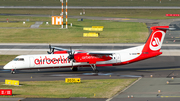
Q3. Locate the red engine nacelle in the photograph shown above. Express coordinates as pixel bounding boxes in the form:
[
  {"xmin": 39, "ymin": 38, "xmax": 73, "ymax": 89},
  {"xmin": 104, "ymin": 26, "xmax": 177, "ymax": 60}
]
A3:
[
  {"xmin": 53, "ymin": 51, "xmax": 68, "ymax": 54},
  {"xmin": 74, "ymin": 53, "xmax": 112, "ymax": 64}
]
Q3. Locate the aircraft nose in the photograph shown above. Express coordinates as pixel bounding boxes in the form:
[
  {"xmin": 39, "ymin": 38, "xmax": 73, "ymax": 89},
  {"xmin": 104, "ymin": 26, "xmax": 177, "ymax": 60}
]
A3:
[
  {"xmin": 3, "ymin": 64, "xmax": 8, "ymax": 69},
  {"xmin": 3, "ymin": 62, "xmax": 12, "ymax": 69}
]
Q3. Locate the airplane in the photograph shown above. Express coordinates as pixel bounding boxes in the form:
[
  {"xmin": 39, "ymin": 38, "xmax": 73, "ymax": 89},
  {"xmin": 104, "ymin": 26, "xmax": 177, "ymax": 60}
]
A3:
[{"xmin": 3, "ymin": 25, "xmax": 173, "ymax": 74}]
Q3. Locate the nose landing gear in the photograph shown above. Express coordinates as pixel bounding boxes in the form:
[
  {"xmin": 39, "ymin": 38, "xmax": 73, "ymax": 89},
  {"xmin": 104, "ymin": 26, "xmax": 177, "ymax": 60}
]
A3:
[{"xmin": 11, "ymin": 69, "xmax": 16, "ymax": 74}]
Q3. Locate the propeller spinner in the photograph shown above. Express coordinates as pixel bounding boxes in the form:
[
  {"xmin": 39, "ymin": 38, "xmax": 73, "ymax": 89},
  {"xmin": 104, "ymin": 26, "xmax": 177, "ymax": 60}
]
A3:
[
  {"xmin": 47, "ymin": 44, "xmax": 54, "ymax": 54},
  {"xmin": 67, "ymin": 47, "xmax": 75, "ymax": 60},
  {"xmin": 67, "ymin": 47, "xmax": 76, "ymax": 67}
]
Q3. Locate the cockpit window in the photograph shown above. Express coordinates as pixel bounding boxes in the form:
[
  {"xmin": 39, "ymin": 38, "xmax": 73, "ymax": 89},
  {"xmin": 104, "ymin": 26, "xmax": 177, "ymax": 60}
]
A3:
[
  {"xmin": 13, "ymin": 58, "xmax": 19, "ymax": 61},
  {"xmin": 13, "ymin": 58, "xmax": 24, "ymax": 61}
]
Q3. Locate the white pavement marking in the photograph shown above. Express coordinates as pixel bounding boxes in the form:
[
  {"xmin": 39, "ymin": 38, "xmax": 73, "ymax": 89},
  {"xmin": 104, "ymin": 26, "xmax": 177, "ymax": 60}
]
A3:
[
  {"xmin": 0, "ymin": 44, "xmax": 180, "ymax": 55},
  {"xmin": 30, "ymin": 21, "xmax": 43, "ymax": 28},
  {"xmin": 0, "ymin": 43, "xmax": 142, "ymax": 46},
  {"xmin": 161, "ymin": 50, "xmax": 180, "ymax": 56},
  {"xmin": 0, "ymin": 49, "xmax": 179, "ymax": 56},
  {"xmin": 0, "ymin": 49, "xmax": 47, "ymax": 55},
  {"xmin": 0, "ymin": 98, "xmax": 24, "ymax": 101},
  {"xmin": 106, "ymin": 77, "xmax": 142, "ymax": 101},
  {"xmin": 1, "ymin": 6, "xmax": 180, "ymax": 9},
  {"xmin": 0, "ymin": 43, "xmax": 180, "ymax": 46}
]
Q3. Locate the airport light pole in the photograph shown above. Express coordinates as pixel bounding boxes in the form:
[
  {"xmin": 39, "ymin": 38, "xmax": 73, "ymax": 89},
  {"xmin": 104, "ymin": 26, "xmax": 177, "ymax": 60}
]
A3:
[
  {"xmin": 66, "ymin": 0, "xmax": 68, "ymax": 28},
  {"xmin": 61, "ymin": 0, "xmax": 63, "ymax": 28}
]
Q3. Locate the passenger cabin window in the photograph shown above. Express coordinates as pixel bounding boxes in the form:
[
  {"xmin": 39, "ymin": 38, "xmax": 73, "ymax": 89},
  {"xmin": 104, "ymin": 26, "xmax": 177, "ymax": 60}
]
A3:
[{"xmin": 13, "ymin": 58, "xmax": 24, "ymax": 61}]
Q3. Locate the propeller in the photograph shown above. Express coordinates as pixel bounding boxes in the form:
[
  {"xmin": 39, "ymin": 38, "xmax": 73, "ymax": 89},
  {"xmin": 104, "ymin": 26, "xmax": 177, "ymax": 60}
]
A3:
[
  {"xmin": 47, "ymin": 44, "xmax": 54, "ymax": 54},
  {"xmin": 68, "ymin": 47, "xmax": 75, "ymax": 59},
  {"xmin": 67, "ymin": 47, "xmax": 75, "ymax": 67}
]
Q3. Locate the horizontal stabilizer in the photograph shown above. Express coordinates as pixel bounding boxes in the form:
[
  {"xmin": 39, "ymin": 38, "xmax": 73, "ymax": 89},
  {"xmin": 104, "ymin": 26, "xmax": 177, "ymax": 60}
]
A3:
[
  {"xmin": 169, "ymin": 21, "xmax": 180, "ymax": 30},
  {"xmin": 156, "ymin": 27, "xmax": 176, "ymax": 30}
]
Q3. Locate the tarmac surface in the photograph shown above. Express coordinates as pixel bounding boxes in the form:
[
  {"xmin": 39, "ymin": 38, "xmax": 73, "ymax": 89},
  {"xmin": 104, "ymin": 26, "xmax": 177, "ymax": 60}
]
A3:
[
  {"xmin": 1, "ymin": 56, "xmax": 180, "ymax": 101},
  {"xmin": 1, "ymin": 13, "xmax": 180, "ymax": 101},
  {"xmin": 1, "ymin": 6, "xmax": 180, "ymax": 9},
  {"xmin": 1, "ymin": 56, "xmax": 180, "ymax": 81},
  {"xmin": 1, "ymin": 43, "xmax": 180, "ymax": 56}
]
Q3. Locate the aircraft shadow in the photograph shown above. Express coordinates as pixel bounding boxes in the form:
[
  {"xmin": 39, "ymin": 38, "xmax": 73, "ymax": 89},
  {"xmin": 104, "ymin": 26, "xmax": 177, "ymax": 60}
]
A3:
[{"xmin": 7, "ymin": 65, "xmax": 180, "ymax": 74}]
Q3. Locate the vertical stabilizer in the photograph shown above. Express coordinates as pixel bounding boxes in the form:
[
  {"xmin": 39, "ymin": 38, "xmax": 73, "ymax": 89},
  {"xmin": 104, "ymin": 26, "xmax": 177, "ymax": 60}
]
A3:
[
  {"xmin": 142, "ymin": 26, "xmax": 169, "ymax": 53},
  {"xmin": 114, "ymin": 25, "xmax": 172, "ymax": 65}
]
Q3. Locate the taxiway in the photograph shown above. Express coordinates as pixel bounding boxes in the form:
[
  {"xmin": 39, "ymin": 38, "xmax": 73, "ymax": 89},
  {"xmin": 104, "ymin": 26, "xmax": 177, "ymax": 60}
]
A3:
[{"xmin": 1, "ymin": 56, "xmax": 180, "ymax": 101}]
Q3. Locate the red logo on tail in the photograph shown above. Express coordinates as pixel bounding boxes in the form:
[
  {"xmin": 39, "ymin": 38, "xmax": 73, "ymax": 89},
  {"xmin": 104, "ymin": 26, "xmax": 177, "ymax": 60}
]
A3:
[
  {"xmin": 151, "ymin": 37, "xmax": 160, "ymax": 47},
  {"xmin": 149, "ymin": 31, "xmax": 165, "ymax": 51}
]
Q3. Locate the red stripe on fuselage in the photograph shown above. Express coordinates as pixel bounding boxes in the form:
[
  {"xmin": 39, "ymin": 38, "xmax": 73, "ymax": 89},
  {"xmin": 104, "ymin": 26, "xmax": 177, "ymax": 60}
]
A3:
[{"xmin": 113, "ymin": 52, "xmax": 162, "ymax": 66}]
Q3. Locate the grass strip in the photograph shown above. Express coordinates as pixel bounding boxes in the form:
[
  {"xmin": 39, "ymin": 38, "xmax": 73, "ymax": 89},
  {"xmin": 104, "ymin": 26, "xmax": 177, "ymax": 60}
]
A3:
[
  {"xmin": 0, "ymin": 22, "xmax": 34, "ymax": 28},
  {"xmin": 0, "ymin": 79, "xmax": 137, "ymax": 98},
  {"xmin": 0, "ymin": 55, "xmax": 17, "ymax": 65},
  {"xmin": 0, "ymin": 18, "xmax": 148, "ymax": 43}
]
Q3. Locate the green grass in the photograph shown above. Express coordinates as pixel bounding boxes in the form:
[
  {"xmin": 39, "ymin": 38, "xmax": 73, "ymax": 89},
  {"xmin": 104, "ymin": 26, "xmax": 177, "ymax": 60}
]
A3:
[
  {"xmin": 0, "ymin": 55, "xmax": 17, "ymax": 65},
  {"xmin": 0, "ymin": 0, "xmax": 180, "ymax": 6},
  {"xmin": 0, "ymin": 79, "xmax": 137, "ymax": 98},
  {"xmin": 0, "ymin": 15, "xmax": 50, "ymax": 22},
  {"xmin": 0, "ymin": 22, "xmax": 34, "ymax": 27},
  {"xmin": 0, "ymin": 18, "xmax": 149, "ymax": 43}
]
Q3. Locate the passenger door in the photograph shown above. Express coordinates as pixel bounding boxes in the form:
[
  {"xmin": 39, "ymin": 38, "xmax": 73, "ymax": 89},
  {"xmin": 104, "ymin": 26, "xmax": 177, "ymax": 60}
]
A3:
[
  {"xmin": 29, "ymin": 57, "xmax": 35, "ymax": 67},
  {"xmin": 116, "ymin": 53, "xmax": 121, "ymax": 63}
]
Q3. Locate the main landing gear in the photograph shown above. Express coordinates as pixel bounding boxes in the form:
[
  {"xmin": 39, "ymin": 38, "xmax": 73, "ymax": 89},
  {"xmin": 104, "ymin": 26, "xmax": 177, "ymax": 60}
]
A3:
[
  {"xmin": 71, "ymin": 67, "xmax": 78, "ymax": 71},
  {"xmin": 90, "ymin": 64, "xmax": 99, "ymax": 73},
  {"xmin": 71, "ymin": 64, "xmax": 99, "ymax": 73},
  {"xmin": 11, "ymin": 69, "xmax": 16, "ymax": 74}
]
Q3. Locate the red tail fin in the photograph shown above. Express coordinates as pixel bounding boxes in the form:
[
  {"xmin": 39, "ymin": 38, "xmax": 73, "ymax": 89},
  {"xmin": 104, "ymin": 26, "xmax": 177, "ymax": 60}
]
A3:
[{"xmin": 142, "ymin": 26, "xmax": 169, "ymax": 53}]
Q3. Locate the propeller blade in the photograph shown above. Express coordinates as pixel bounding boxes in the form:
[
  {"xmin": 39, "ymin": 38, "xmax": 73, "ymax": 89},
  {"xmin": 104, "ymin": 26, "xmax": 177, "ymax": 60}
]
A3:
[
  {"xmin": 70, "ymin": 47, "xmax": 72, "ymax": 55},
  {"xmin": 52, "ymin": 48, "xmax": 54, "ymax": 54},
  {"xmin": 72, "ymin": 60, "xmax": 73, "ymax": 68},
  {"xmin": 47, "ymin": 51, "xmax": 51, "ymax": 54},
  {"xmin": 49, "ymin": 44, "xmax": 51, "ymax": 52},
  {"xmin": 68, "ymin": 47, "xmax": 75, "ymax": 60},
  {"xmin": 47, "ymin": 44, "xmax": 54, "ymax": 54}
]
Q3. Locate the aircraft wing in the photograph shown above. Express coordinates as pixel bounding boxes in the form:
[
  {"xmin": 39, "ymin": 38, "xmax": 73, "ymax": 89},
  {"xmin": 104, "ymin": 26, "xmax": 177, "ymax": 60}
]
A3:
[
  {"xmin": 51, "ymin": 46, "xmax": 85, "ymax": 53},
  {"xmin": 51, "ymin": 46, "xmax": 113, "ymax": 55},
  {"xmin": 52, "ymin": 46, "xmax": 69, "ymax": 51},
  {"xmin": 88, "ymin": 52, "xmax": 113, "ymax": 55}
]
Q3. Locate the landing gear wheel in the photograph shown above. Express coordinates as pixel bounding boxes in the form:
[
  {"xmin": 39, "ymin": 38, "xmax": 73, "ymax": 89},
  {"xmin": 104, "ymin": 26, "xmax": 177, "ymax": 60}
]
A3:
[
  {"xmin": 94, "ymin": 69, "xmax": 99, "ymax": 73},
  {"xmin": 72, "ymin": 67, "xmax": 78, "ymax": 71},
  {"xmin": 11, "ymin": 70, "xmax": 16, "ymax": 74}
]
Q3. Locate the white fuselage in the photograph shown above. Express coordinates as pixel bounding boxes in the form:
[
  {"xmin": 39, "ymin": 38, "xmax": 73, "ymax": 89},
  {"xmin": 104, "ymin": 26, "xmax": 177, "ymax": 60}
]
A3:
[{"xmin": 3, "ymin": 45, "xmax": 144, "ymax": 70}]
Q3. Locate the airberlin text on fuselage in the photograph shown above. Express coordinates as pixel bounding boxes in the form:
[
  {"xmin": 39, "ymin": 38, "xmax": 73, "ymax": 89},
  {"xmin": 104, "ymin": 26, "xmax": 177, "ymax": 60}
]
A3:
[{"xmin": 34, "ymin": 56, "xmax": 70, "ymax": 65}]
